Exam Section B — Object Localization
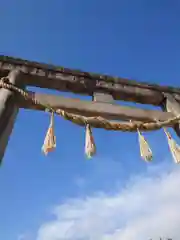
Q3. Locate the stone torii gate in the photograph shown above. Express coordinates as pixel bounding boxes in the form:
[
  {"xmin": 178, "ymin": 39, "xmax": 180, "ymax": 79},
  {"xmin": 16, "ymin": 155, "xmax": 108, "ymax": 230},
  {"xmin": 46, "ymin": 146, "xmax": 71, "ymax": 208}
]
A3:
[{"xmin": 0, "ymin": 55, "xmax": 180, "ymax": 163}]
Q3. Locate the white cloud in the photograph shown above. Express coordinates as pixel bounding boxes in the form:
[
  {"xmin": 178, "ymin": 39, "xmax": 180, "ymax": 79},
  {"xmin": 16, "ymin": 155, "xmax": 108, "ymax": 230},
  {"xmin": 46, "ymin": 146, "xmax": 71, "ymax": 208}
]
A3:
[{"xmin": 36, "ymin": 164, "xmax": 180, "ymax": 240}]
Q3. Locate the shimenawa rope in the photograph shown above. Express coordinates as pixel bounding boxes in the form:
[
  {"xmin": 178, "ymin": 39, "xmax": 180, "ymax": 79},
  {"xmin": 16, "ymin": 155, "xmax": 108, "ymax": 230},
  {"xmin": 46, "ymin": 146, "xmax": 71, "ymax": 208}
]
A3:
[
  {"xmin": 1, "ymin": 77, "xmax": 180, "ymax": 161},
  {"xmin": 1, "ymin": 78, "xmax": 180, "ymax": 132}
]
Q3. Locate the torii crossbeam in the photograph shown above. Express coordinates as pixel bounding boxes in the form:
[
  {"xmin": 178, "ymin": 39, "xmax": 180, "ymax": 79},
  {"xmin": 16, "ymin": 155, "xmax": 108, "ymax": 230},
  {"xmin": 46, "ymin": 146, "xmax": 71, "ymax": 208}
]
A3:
[{"xmin": 0, "ymin": 55, "xmax": 180, "ymax": 163}]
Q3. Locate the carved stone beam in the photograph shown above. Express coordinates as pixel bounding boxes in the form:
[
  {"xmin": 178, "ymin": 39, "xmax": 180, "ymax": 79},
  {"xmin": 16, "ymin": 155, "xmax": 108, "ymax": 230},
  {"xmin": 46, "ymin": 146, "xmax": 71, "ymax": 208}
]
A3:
[{"xmin": 20, "ymin": 92, "xmax": 175, "ymax": 123}]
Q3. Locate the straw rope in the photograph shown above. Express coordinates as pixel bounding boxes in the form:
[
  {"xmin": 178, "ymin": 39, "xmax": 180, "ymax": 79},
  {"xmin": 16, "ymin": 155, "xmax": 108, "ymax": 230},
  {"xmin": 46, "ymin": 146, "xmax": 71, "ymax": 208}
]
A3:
[{"xmin": 0, "ymin": 77, "xmax": 180, "ymax": 132}]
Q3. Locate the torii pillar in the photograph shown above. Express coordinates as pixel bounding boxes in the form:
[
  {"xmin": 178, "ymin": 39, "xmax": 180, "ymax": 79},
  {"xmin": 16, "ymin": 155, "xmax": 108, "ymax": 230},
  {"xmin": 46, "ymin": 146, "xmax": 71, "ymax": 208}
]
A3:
[{"xmin": 0, "ymin": 69, "xmax": 24, "ymax": 163}]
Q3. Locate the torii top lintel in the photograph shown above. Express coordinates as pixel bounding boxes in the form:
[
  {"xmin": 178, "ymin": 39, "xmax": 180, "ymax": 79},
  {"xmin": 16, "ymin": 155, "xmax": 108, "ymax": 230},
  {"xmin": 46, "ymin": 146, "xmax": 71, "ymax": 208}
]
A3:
[{"xmin": 0, "ymin": 55, "xmax": 180, "ymax": 105}]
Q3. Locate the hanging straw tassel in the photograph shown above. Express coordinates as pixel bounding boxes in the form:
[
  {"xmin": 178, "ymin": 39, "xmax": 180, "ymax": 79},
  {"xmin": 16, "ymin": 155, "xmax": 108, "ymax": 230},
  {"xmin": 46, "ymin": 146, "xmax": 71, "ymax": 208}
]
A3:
[
  {"xmin": 163, "ymin": 127, "xmax": 180, "ymax": 164},
  {"xmin": 85, "ymin": 124, "xmax": 96, "ymax": 159},
  {"xmin": 42, "ymin": 110, "xmax": 56, "ymax": 155},
  {"xmin": 137, "ymin": 129, "xmax": 153, "ymax": 162}
]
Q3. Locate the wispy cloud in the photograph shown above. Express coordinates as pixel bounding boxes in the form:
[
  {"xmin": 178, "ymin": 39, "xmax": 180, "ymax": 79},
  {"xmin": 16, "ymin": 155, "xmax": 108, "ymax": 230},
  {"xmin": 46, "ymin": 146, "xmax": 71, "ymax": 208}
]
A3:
[{"xmin": 36, "ymin": 162, "xmax": 180, "ymax": 240}]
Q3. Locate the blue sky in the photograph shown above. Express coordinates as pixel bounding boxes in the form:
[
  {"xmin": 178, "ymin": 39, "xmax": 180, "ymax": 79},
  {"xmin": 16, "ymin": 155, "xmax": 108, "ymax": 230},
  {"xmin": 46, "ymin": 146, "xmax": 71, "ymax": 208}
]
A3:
[{"xmin": 1, "ymin": 1, "xmax": 180, "ymax": 239}]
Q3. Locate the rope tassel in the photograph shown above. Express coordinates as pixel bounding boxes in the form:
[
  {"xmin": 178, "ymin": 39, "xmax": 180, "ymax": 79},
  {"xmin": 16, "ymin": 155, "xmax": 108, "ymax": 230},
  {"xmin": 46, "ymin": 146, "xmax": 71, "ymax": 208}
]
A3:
[
  {"xmin": 42, "ymin": 111, "xmax": 56, "ymax": 155},
  {"xmin": 85, "ymin": 124, "xmax": 96, "ymax": 159},
  {"xmin": 163, "ymin": 127, "xmax": 180, "ymax": 164},
  {"xmin": 137, "ymin": 129, "xmax": 153, "ymax": 162}
]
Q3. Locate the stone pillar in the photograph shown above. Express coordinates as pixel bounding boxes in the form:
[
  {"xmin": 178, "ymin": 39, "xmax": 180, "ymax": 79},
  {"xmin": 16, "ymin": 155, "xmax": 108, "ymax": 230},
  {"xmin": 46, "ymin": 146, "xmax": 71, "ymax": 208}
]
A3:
[
  {"xmin": 162, "ymin": 93, "xmax": 180, "ymax": 137},
  {"xmin": 0, "ymin": 69, "xmax": 24, "ymax": 163}
]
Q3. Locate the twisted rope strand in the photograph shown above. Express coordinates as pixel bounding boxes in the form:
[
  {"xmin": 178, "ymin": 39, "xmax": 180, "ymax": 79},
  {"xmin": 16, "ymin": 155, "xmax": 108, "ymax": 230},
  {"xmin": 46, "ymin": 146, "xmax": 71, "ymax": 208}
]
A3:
[{"xmin": 0, "ymin": 78, "xmax": 180, "ymax": 132}]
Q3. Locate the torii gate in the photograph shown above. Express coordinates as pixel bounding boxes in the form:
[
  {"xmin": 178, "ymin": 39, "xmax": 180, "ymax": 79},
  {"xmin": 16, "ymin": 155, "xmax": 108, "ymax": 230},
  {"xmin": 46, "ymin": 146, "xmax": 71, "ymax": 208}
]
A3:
[{"xmin": 0, "ymin": 55, "xmax": 180, "ymax": 163}]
